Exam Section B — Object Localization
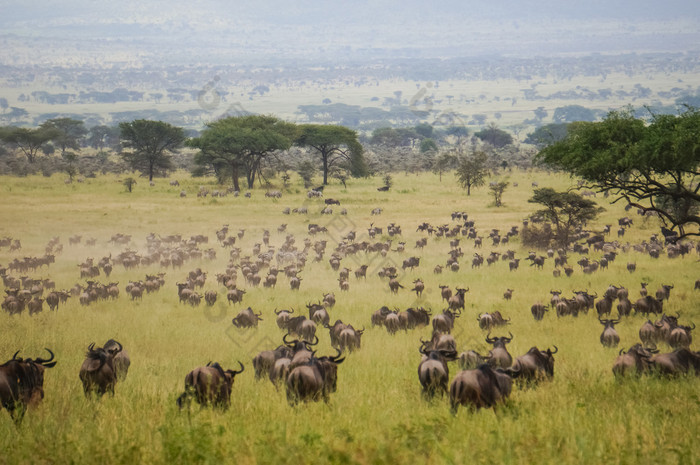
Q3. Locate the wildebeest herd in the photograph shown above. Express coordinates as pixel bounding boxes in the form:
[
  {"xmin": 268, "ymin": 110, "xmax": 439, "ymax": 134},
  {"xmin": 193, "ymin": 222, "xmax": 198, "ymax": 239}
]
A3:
[{"xmin": 1, "ymin": 196, "xmax": 699, "ymax": 425}]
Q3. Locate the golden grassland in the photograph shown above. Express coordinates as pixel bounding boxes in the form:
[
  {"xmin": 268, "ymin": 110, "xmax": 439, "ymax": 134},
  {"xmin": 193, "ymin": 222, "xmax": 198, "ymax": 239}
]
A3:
[{"xmin": 0, "ymin": 170, "xmax": 698, "ymax": 465}]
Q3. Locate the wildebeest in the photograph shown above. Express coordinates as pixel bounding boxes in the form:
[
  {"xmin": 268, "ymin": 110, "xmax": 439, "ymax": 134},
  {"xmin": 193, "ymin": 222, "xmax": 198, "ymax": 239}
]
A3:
[
  {"xmin": 449, "ymin": 364, "xmax": 518, "ymax": 412},
  {"xmin": 432, "ymin": 309, "xmax": 461, "ymax": 334},
  {"xmin": 275, "ymin": 308, "xmax": 295, "ymax": 329},
  {"xmin": 447, "ymin": 287, "xmax": 469, "ymax": 311},
  {"xmin": 286, "ymin": 349, "xmax": 345, "ymax": 405},
  {"xmin": 595, "ymin": 294, "xmax": 615, "ymax": 318},
  {"xmin": 639, "ymin": 320, "xmax": 662, "ymax": 346},
  {"xmin": 599, "ymin": 318, "xmax": 621, "ymax": 348},
  {"xmin": 232, "ymin": 307, "xmax": 263, "ymax": 328},
  {"xmin": 656, "ymin": 284, "xmax": 674, "ymax": 301},
  {"xmin": 388, "ymin": 275, "xmax": 403, "ymax": 293},
  {"xmin": 79, "ymin": 341, "xmax": 123, "ymax": 397},
  {"xmin": 511, "ymin": 346, "xmax": 557, "ymax": 384},
  {"xmin": 338, "ymin": 326, "xmax": 364, "ymax": 352},
  {"xmin": 458, "ymin": 350, "xmax": 489, "ymax": 370},
  {"xmin": 176, "ymin": 361, "xmax": 244, "ymax": 409},
  {"xmin": 399, "ymin": 307, "xmax": 431, "ymax": 329},
  {"xmin": 418, "ymin": 347, "xmax": 457, "ymax": 399},
  {"xmin": 633, "ymin": 295, "xmax": 663, "ymax": 316},
  {"xmin": 253, "ymin": 344, "xmax": 293, "ymax": 380},
  {"xmin": 650, "ymin": 348, "xmax": 700, "ymax": 376},
  {"xmin": 0, "ymin": 349, "xmax": 56, "ymax": 424},
  {"xmin": 411, "ymin": 279, "xmax": 425, "ymax": 297},
  {"xmin": 371, "ymin": 306, "xmax": 392, "ymax": 327},
  {"xmin": 478, "ymin": 311, "xmax": 510, "ymax": 330},
  {"xmin": 530, "ymin": 302, "xmax": 549, "ymax": 321},
  {"xmin": 485, "ymin": 332, "xmax": 514, "ymax": 368},
  {"xmin": 612, "ymin": 344, "xmax": 658, "ymax": 377},
  {"xmin": 307, "ymin": 302, "xmax": 330, "ymax": 326},
  {"xmin": 668, "ymin": 322, "xmax": 694, "ymax": 349},
  {"xmin": 103, "ymin": 339, "xmax": 130, "ymax": 380}
]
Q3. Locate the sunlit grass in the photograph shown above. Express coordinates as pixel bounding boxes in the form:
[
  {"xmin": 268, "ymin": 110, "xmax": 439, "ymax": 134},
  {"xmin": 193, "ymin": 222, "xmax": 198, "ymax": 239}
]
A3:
[{"xmin": 1, "ymin": 170, "xmax": 698, "ymax": 464}]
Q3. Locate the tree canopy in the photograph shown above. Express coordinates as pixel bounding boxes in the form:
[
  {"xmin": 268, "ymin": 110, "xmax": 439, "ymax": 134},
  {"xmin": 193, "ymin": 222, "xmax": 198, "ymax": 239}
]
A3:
[
  {"xmin": 455, "ymin": 150, "xmax": 488, "ymax": 195},
  {"xmin": 474, "ymin": 124, "xmax": 513, "ymax": 148},
  {"xmin": 40, "ymin": 118, "xmax": 87, "ymax": 157},
  {"xmin": 528, "ymin": 188, "xmax": 604, "ymax": 246},
  {"xmin": 189, "ymin": 115, "xmax": 296, "ymax": 190},
  {"xmin": 0, "ymin": 126, "xmax": 59, "ymax": 163},
  {"xmin": 295, "ymin": 124, "xmax": 366, "ymax": 185},
  {"xmin": 537, "ymin": 107, "xmax": 700, "ymax": 238},
  {"xmin": 119, "ymin": 119, "xmax": 185, "ymax": 181}
]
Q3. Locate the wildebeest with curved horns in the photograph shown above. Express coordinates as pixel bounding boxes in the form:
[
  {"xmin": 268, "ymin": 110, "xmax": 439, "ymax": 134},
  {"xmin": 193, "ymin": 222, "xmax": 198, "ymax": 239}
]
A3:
[
  {"xmin": 530, "ymin": 303, "xmax": 549, "ymax": 321},
  {"xmin": 449, "ymin": 364, "xmax": 519, "ymax": 413},
  {"xmin": 650, "ymin": 348, "xmax": 700, "ymax": 376},
  {"xmin": 478, "ymin": 311, "xmax": 510, "ymax": 330},
  {"xmin": 485, "ymin": 332, "xmax": 513, "ymax": 368},
  {"xmin": 79, "ymin": 341, "xmax": 123, "ymax": 397},
  {"xmin": 253, "ymin": 345, "xmax": 293, "ymax": 380},
  {"xmin": 612, "ymin": 344, "xmax": 657, "ymax": 377},
  {"xmin": 232, "ymin": 307, "xmax": 263, "ymax": 328},
  {"xmin": 176, "ymin": 361, "xmax": 244, "ymax": 410},
  {"xmin": 599, "ymin": 318, "xmax": 621, "ymax": 348},
  {"xmin": 0, "ymin": 349, "xmax": 56, "ymax": 424},
  {"xmin": 286, "ymin": 349, "xmax": 345, "ymax": 405},
  {"xmin": 511, "ymin": 346, "xmax": 557, "ymax": 384},
  {"xmin": 103, "ymin": 339, "xmax": 130, "ymax": 381},
  {"xmin": 432, "ymin": 309, "xmax": 460, "ymax": 334},
  {"xmin": 418, "ymin": 347, "xmax": 457, "ymax": 399}
]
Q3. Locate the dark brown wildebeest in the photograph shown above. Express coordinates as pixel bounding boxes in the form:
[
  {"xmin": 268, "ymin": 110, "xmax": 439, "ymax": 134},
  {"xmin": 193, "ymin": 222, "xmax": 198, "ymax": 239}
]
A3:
[
  {"xmin": 412, "ymin": 279, "xmax": 425, "ymax": 297},
  {"xmin": 402, "ymin": 257, "xmax": 420, "ymax": 270},
  {"xmin": 503, "ymin": 289, "xmax": 514, "ymax": 300},
  {"xmin": 617, "ymin": 298, "xmax": 632, "ymax": 317},
  {"xmin": 485, "ymin": 332, "xmax": 513, "ymax": 368},
  {"xmin": 448, "ymin": 287, "xmax": 469, "ymax": 312},
  {"xmin": 633, "ymin": 295, "xmax": 663, "ymax": 316},
  {"xmin": 275, "ymin": 308, "xmax": 295, "ymax": 329},
  {"xmin": 388, "ymin": 275, "xmax": 403, "ymax": 294},
  {"xmin": 176, "ymin": 361, "xmax": 244, "ymax": 410},
  {"xmin": 399, "ymin": 307, "xmax": 431, "ymax": 329},
  {"xmin": 338, "ymin": 326, "xmax": 364, "ymax": 352},
  {"xmin": 418, "ymin": 347, "xmax": 457, "ymax": 399},
  {"xmin": 668, "ymin": 322, "xmax": 695, "ymax": 349},
  {"xmin": 655, "ymin": 284, "xmax": 674, "ymax": 301},
  {"xmin": 327, "ymin": 320, "xmax": 348, "ymax": 348},
  {"xmin": 599, "ymin": 318, "xmax": 621, "ymax": 348},
  {"xmin": 232, "ymin": 307, "xmax": 263, "ymax": 328},
  {"xmin": 650, "ymin": 348, "xmax": 700, "ymax": 376},
  {"xmin": 323, "ymin": 292, "xmax": 336, "ymax": 308},
  {"xmin": 612, "ymin": 344, "xmax": 657, "ymax": 377},
  {"xmin": 449, "ymin": 364, "xmax": 518, "ymax": 413},
  {"xmin": 595, "ymin": 294, "xmax": 615, "ymax": 318},
  {"xmin": 439, "ymin": 285, "xmax": 452, "ymax": 302},
  {"xmin": 384, "ymin": 311, "xmax": 401, "ymax": 334},
  {"xmin": 226, "ymin": 287, "xmax": 246, "ymax": 305},
  {"xmin": 511, "ymin": 346, "xmax": 557, "ymax": 384},
  {"xmin": 530, "ymin": 302, "xmax": 549, "ymax": 321},
  {"xmin": 307, "ymin": 302, "xmax": 330, "ymax": 326},
  {"xmin": 253, "ymin": 345, "xmax": 293, "ymax": 380},
  {"xmin": 0, "ymin": 349, "xmax": 56, "ymax": 424},
  {"xmin": 79, "ymin": 341, "xmax": 123, "ymax": 397},
  {"xmin": 286, "ymin": 349, "xmax": 345, "ymax": 405},
  {"xmin": 478, "ymin": 311, "xmax": 510, "ymax": 331},
  {"xmin": 204, "ymin": 290, "xmax": 218, "ymax": 306},
  {"xmin": 371, "ymin": 306, "xmax": 392, "ymax": 327},
  {"xmin": 639, "ymin": 320, "xmax": 662, "ymax": 346},
  {"xmin": 421, "ymin": 331, "xmax": 457, "ymax": 353},
  {"xmin": 103, "ymin": 339, "xmax": 130, "ymax": 381}
]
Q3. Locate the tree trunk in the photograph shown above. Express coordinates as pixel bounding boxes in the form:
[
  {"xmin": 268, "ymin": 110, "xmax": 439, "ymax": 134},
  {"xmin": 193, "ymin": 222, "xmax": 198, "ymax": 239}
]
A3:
[
  {"xmin": 322, "ymin": 153, "xmax": 329, "ymax": 185},
  {"xmin": 231, "ymin": 164, "xmax": 240, "ymax": 192}
]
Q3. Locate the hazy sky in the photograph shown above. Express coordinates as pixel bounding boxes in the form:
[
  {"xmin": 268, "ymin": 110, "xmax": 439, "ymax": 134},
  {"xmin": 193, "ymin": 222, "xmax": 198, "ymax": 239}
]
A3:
[{"xmin": 2, "ymin": 0, "xmax": 700, "ymax": 63}]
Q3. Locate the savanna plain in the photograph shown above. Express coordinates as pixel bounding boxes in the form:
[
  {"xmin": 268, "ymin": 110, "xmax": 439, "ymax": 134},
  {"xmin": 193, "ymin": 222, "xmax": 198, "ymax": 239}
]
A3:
[{"xmin": 0, "ymin": 170, "xmax": 698, "ymax": 465}]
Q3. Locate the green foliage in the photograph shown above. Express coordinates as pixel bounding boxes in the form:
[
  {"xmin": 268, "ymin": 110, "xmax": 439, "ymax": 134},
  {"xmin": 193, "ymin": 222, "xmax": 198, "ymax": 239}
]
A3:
[
  {"xmin": 414, "ymin": 123, "xmax": 434, "ymax": 139},
  {"xmin": 419, "ymin": 138, "xmax": 438, "ymax": 153},
  {"xmin": 119, "ymin": 119, "xmax": 185, "ymax": 181},
  {"xmin": 528, "ymin": 188, "xmax": 604, "ymax": 247},
  {"xmin": 455, "ymin": 150, "xmax": 488, "ymax": 195},
  {"xmin": 88, "ymin": 125, "xmax": 121, "ymax": 151},
  {"xmin": 295, "ymin": 124, "xmax": 367, "ymax": 184},
  {"xmin": 40, "ymin": 117, "xmax": 87, "ymax": 156},
  {"xmin": 296, "ymin": 160, "xmax": 316, "ymax": 188},
  {"xmin": 552, "ymin": 105, "xmax": 599, "ymax": 123},
  {"xmin": 474, "ymin": 123, "xmax": 513, "ymax": 148},
  {"xmin": 189, "ymin": 115, "xmax": 295, "ymax": 190},
  {"xmin": 537, "ymin": 107, "xmax": 700, "ymax": 238},
  {"xmin": 488, "ymin": 180, "xmax": 509, "ymax": 207},
  {"xmin": 431, "ymin": 151, "xmax": 457, "ymax": 181},
  {"xmin": 0, "ymin": 126, "xmax": 60, "ymax": 163},
  {"xmin": 524, "ymin": 123, "xmax": 569, "ymax": 148},
  {"xmin": 123, "ymin": 177, "xmax": 136, "ymax": 192}
]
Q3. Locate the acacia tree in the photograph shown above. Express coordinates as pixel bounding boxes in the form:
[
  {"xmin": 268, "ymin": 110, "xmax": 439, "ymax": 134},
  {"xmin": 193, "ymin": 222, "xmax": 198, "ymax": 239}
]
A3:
[
  {"xmin": 489, "ymin": 181, "xmax": 509, "ymax": 207},
  {"xmin": 295, "ymin": 124, "xmax": 367, "ymax": 185},
  {"xmin": 537, "ymin": 107, "xmax": 700, "ymax": 239},
  {"xmin": 455, "ymin": 150, "xmax": 488, "ymax": 195},
  {"xmin": 40, "ymin": 118, "xmax": 87, "ymax": 157},
  {"xmin": 0, "ymin": 126, "xmax": 59, "ymax": 163},
  {"xmin": 119, "ymin": 120, "xmax": 185, "ymax": 181},
  {"xmin": 189, "ymin": 115, "xmax": 296, "ymax": 190},
  {"xmin": 529, "ymin": 188, "xmax": 604, "ymax": 246}
]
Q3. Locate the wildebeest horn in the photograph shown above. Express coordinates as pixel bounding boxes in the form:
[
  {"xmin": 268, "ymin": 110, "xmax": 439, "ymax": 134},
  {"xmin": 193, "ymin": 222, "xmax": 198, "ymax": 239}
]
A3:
[
  {"xmin": 274, "ymin": 308, "xmax": 281, "ymax": 315},
  {"xmin": 550, "ymin": 345, "xmax": 558, "ymax": 354},
  {"xmin": 485, "ymin": 332, "xmax": 496, "ymax": 343},
  {"xmin": 34, "ymin": 348, "xmax": 56, "ymax": 366},
  {"xmin": 690, "ymin": 322, "xmax": 696, "ymax": 330},
  {"xmin": 505, "ymin": 332, "xmax": 514, "ymax": 342},
  {"xmin": 308, "ymin": 335, "xmax": 319, "ymax": 346},
  {"xmin": 619, "ymin": 348, "xmax": 625, "ymax": 355},
  {"xmin": 88, "ymin": 342, "xmax": 96, "ymax": 352},
  {"xmin": 11, "ymin": 350, "xmax": 20, "ymax": 360},
  {"xmin": 231, "ymin": 361, "xmax": 245, "ymax": 375},
  {"xmin": 283, "ymin": 334, "xmax": 292, "ymax": 346}
]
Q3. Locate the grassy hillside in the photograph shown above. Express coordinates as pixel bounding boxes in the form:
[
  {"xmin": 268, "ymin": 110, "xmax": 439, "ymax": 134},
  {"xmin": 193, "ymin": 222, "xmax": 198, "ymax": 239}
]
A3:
[{"xmin": 1, "ymin": 170, "xmax": 698, "ymax": 465}]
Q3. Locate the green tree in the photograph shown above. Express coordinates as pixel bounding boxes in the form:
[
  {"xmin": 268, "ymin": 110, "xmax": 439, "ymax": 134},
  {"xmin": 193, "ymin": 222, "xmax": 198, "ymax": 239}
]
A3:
[
  {"xmin": 537, "ymin": 107, "xmax": 700, "ymax": 239},
  {"xmin": 0, "ymin": 126, "xmax": 59, "ymax": 163},
  {"xmin": 552, "ymin": 105, "xmax": 598, "ymax": 123},
  {"xmin": 525, "ymin": 123, "xmax": 569, "ymax": 148},
  {"xmin": 528, "ymin": 188, "xmax": 604, "ymax": 246},
  {"xmin": 87, "ymin": 125, "xmax": 121, "ymax": 151},
  {"xmin": 455, "ymin": 150, "xmax": 488, "ymax": 195},
  {"xmin": 40, "ymin": 118, "xmax": 87, "ymax": 157},
  {"xmin": 474, "ymin": 123, "xmax": 513, "ymax": 148},
  {"xmin": 414, "ymin": 123, "xmax": 434, "ymax": 139},
  {"xmin": 189, "ymin": 115, "xmax": 296, "ymax": 191},
  {"xmin": 419, "ymin": 138, "xmax": 438, "ymax": 154},
  {"xmin": 296, "ymin": 160, "xmax": 316, "ymax": 188},
  {"xmin": 432, "ymin": 151, "xmax": 457, "ymax": 182},
  {"xmin": 489, "ymin": 181, "xmax": 509, "ymax": 207},
  {"xmin": 295, "ymin": 124, "xmax": 367, "ymax": 185},
  {"xmin": 119, "ymin": 119, "xmax": 185, "ymax": 181}
]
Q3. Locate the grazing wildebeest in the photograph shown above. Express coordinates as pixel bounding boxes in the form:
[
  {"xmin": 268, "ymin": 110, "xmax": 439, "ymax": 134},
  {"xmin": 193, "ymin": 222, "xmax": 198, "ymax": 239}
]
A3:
[
  {"xmin": 79, "ymin": 341, "xmax": 123, "ymax": 397},
  {"xmin": 612, "ymin": 344, "xmax": 657, "ymax": 377},
  {"xmin": 176, "ymin": 361, "xmax": 245, "ymax": 410},
  {"xmin": 232, "ymin": 307, "xmax": 263, "ymax": 328},
  {"xmin": 633, "ymin": 295, "xmax": 663, "ymax": 316},
  {"xmin": 399, "ymin": 307, "xmax": 431, "ymax": 329},
  {"xmin": 650, "ymin": 348, "xmax": 700, "ymax": 376},
  {"xmin": 418, "ymin": 347, "xmax": 457, "ymax": 399},
  {"xmin": 449, "ymin": 364, "xmax": 518, "ymax": 412},
  {"xmin": 286, "ymin": 349, "xmax": 345, "ymax": 405},
  {"xmin": 478, "ymin": 311, "xmax": 510, "ymax": 330},
  {"xmin": 485, "ymin": 332, "xmax": 514, "ymax": 368},
  {"xmin": 0, "ymin": 349, "xmax": 56, "ymax": 424},
  {"xmin": 599, "ymin": 318, "xmax": 621, "ymax": 348},
  {"xmin": 511, "ymin": 346, "xmax": 557, "ymax": 384}
]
